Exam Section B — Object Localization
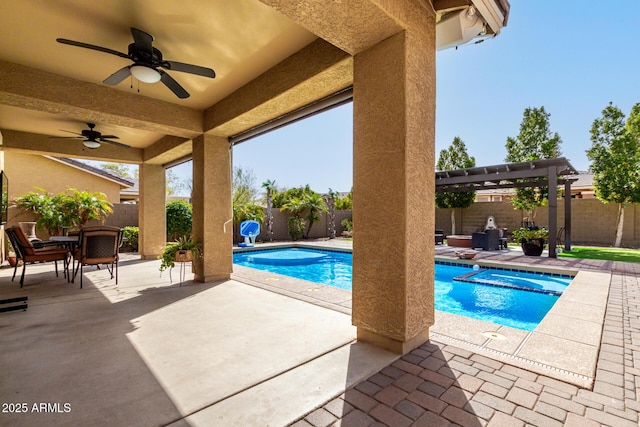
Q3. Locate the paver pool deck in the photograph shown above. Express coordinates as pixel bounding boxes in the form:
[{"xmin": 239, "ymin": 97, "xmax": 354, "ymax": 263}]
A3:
[{"xmin": 0, "ymin": 241, "xmax": 638, "ymax": 426}]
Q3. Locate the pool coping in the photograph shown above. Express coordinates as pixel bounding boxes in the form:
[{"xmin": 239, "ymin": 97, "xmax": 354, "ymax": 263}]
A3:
[{"xmin": 231, "ymin": 242, "xmax": 610, "ymax": 388}]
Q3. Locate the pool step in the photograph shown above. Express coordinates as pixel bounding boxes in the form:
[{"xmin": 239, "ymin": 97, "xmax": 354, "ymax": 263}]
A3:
[{"xmin": 453, "ymin": 270, "xmax": 564, "ymax": 296}]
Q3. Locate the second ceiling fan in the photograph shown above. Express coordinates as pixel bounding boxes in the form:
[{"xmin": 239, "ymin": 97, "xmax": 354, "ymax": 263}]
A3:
[
  {"xmin": 52, "ymin": 123, "xmax": 130, "ymax": 149},
  {"xmin": 57, "ymin": 27, "xmax": 216, "ymax": 99}
]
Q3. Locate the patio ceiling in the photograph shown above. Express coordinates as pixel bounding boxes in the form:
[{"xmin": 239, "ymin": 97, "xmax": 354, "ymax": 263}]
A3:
[
  {"xmin": 0, "ymin": 0, "xmax": 509, "ymax": 167},
  {"xmin": 0, "ymin": 0, "xmax": 329, "ymax": 165}
]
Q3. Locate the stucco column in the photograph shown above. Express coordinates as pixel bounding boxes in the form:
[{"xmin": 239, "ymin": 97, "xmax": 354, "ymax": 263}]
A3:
[
  {"xmin": 138, "ymin": 163, "xmax": 166, "ymax": 259},
  {"xmin": 353, "ymin": 25, "xmax": 436, "ymax": 353},
  {"xmin": 0, "ymin": 132, "xmax": 4, "ymax": 260},
  {"xmin": 191, "ymin": 134, "xmax": 233, "ymax": 282}
]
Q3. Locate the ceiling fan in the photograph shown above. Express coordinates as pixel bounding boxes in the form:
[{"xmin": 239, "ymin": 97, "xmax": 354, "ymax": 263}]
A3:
[
  {"xmin": 56, "ymin": 27, "xmax": 215, "ymax": 99},
  {"xmin": 51, "ymin": 123, "xmax": 130, "ymax": 149}
]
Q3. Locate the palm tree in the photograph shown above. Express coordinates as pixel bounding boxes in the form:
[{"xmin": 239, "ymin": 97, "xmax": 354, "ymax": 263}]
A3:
[
  {"xmin": 325, "ymin": 189, "xmax": 338, "ymax": 239},
  {"xmin": 281, "ymin": 197, "xmax": 306, "ymax": 240},
  {"xmin": 262, "ymin": 179, "xmax": 276, "ymax": 242},
  {"xmin": 68, "ymin": 189, "xmax": 113, "ymax": 226},
  {"xmin": 302, "ymin": 192, "xmax": 328, "ymax": 239}
]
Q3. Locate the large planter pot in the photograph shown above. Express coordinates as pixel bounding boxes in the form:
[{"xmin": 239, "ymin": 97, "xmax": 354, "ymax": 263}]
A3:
[
  {"xmin": 521, "ymin": 238, "xmax": 546, "ymax": 256},
  {"xmin": 19, "ymin": 222, "xmax": 38, "ymax": 240}
]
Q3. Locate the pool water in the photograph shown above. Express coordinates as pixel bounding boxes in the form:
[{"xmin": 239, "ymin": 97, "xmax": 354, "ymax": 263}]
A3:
[{"xmin": 233, "ymin": 248, "xmax": 572, "ymax": 331}]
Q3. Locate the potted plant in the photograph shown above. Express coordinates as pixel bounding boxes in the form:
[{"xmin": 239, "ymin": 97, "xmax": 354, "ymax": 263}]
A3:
[
  {"xmin": 159, "ymin": 235, "xmax": 202, "ymax": 273},
  {"xmin": 6, "ymin": 238, "xmax": 17, "ymax": 267},
  {"xmin": 13, "ymin": 188, "xmax": 113, "ymax": 236},
  {"xmin": 511, "ymin": 227, "xmax": 549, "ymax": 256}
]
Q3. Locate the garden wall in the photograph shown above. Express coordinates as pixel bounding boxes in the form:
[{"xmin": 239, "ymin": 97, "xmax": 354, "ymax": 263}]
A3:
[
  {"xmin": 255, "ymin": 209, "xmax": 352, "ymax": 241},
  {"xmin": 46, "ymin": 199, "xmax": 638, "ymax": 248},
  {"xmin": 103, "ymin": 204, "xmax": 138, "ymax": 228},
  {"xmin": 435, "ymin": 199, "xmax": 640, "ymax": 248}
]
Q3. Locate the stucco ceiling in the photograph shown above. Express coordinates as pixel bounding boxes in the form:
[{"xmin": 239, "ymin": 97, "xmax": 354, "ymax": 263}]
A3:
[{"xmin": 0, "ymin": 0, "xmax": 317, "ymax": 157}]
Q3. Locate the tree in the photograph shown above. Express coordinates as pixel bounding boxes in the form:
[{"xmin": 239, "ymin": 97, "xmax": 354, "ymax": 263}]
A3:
[
  {"xmin": 335, "ymin": 189, "xmax": 353, "ymax": 210},
  {"xmin": 281, "ymin": 197, "xmax": 306, "ymax": 240},
  {"xmin": 68, "ymin": 189, "xmax": 113, "ymax": 226},
  {"xmin": 587, "ymin": 102, "xmax": 640, "ymax": 247},
  {"xmin": 275, "ymin": 185, "xmax": 326, "ymax": 240},
  {"xmin": 232, "ymin": 167, "xmax": 263, "ymax": 242},
  {"xmin": 262, "ymin": 179, "xmax": 276, "ymax": 242},
  {"xmin": 326, "ymin": 189, "xmax": 338, "ymax": 239},
  {"xmin": 165, "ymin": 169, "xmax": 183, "ymax": 196},
  {"xmin": 14, "ymin": 188, "xmax": 112, "ymax": 235},
  {"xmin": 100, "ymin": 163, "xmax": 133, "ymax": 178},
  {"xmin": 435, "ymin": 137, "xmax": 476, "ymax": 234},
  {"xmin": 302, "ymin": 192, "xmax": 328, "ymax": 238},
  {"xmin": 505, "ymin": 106, "xmax": 562, "ymax": 221},
  {"xmin": 232, "ymin": 166, "xmax": 260, "ymax": 207}
]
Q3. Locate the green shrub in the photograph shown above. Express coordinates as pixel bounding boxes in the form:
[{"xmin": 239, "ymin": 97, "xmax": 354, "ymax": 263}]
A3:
[
  {"xmin": 288, "ymin": 216, "xmax": 305, "ymax": 241},
  {"xmin": 122, "ymin": 226, "xmax": 139, "ymax": 252},
  {"xmin": 166, "ymin": 200, "xmax": 192, "ymax": 241},
  {"xmin": 335, "ymin": 191, "xmax": 353, "ymax": 210},
  {"xmin": 341, "ymin": 218, "xmax": 353, "ymax": 232}
]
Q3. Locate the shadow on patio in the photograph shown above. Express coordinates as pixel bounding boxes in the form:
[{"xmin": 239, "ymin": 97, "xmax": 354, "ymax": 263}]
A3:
[{"xmin": 0, "ymin": 254, "xmax": 395, "ymax": 426}]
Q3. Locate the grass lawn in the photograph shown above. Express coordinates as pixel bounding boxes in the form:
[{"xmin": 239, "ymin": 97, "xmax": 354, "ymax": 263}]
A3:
[{"xmin": 559, "ymin": 246, "xmax": 640, "ymax": 263}]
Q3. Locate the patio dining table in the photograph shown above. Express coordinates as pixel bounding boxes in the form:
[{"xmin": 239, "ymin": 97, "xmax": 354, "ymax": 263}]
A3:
[{"xmin": 48, "ymin": 236, "xmax": 79, "ymax": 280}]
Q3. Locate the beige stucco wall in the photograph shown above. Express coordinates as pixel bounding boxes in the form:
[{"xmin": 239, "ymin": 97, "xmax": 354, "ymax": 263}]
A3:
[
  {"xmin": 436, "ymin": 199, "xmax": 640, "ymax": 248},
  {"xmin": 5, "ymin": 152, "xmax": 122, "ymax": 203}
]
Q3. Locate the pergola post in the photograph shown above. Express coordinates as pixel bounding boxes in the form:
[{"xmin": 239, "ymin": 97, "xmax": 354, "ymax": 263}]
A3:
[
  {"xmin": 564, "ymin": 180, "xmax": 572, "ymax": 251},
  {"xmin": 547, "ymin": 166, "xmax": 557, "ymax": 258}
]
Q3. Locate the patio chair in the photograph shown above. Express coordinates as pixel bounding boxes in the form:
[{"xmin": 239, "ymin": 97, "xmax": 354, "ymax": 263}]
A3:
[
  {"xmin": 72, "ymin": 226, "xmax": 123, "ymax": 289},
  {"xmin": 5, "ymin": 225, "xmax": 69, "ymax": 287},
  {"xmin": 435, "ymin": 229, "xmax": 444, "ymax": 245},
  {"xmin": 471, "ymin": 229, "xmax": 501, "ymax": 251}
]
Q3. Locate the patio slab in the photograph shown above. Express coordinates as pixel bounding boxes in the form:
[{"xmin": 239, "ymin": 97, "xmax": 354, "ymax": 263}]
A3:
[{"xmin": 0, "ymin": 255, "xmax": 397, "ymax": 426}]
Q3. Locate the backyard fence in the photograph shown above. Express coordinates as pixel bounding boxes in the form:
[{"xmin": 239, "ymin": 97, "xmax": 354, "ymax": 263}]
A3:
[
  {"xmin": 435, "ymin": 199, "xmax": 640, "ymax": 248},
  {"xmin": 9, "ymin": 199, "xmax": 637, "ymax": 248}
]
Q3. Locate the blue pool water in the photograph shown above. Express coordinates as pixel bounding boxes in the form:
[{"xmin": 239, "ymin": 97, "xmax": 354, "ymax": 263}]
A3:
[{"xmin": 233, "ymin": 248, "xmax": 572, "ymax": 331}]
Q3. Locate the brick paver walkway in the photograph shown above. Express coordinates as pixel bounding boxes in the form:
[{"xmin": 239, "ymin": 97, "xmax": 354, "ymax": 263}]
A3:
[{"xmin": 289, "ymin": 252, "xmax": 640, "ymax": 426}]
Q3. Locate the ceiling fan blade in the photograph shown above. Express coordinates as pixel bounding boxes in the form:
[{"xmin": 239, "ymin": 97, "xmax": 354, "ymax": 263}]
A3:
[
  {"xmin": 131, "ymin": 28, "xmax": 154, "ymax": 55},
  {"xmin": 58, "ymin": 129, "xmax": 84, "ymax": 137},
  {"xmin": 56, "ymin": 38, "xmax": 129, "ymax": 60},
  {"xmin": 103, "ymin": 67, "xmax": 131, "ymax": 85},
  {"xmin": 100, "ymin": 139, "xmax": 131, "ymax": 149},
  {"xmin": 99, "ymin": 134, "xmax": 119, "ymax": 140},
  {"xmin": 164, "ymin": 60, "xmax": 215, "ymax": 78},
  {"xmin": 49, "ymin": 136, "xmax": 83, "ymax": 139},
  {"xmin": 159, "ymin": 70, "xmax": 189, "ymax": 99}
]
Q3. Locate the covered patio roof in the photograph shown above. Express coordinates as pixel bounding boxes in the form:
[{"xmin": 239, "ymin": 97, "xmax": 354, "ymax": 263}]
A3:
[{"xmin": 436, "ymin": 157, "xmax": 579, "ymax": 257}]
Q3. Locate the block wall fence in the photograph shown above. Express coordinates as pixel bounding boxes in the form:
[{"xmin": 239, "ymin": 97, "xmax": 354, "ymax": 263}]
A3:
[
  {"xmin": 435, "ymin": 199, "xmax": 640, "ymax": 248},
  {"xmin": 82, "ymin": 199, "xmax": 640, "ymax": 248}
]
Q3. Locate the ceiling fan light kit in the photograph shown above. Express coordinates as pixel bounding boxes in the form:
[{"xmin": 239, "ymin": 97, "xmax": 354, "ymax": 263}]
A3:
[
  {"xmin": 130, "ymin": 65, "xmax": 161, "ymax": 83},
  {"xmin": 83, "ymin": 140, "xmax": 102, "ymax": 149}
]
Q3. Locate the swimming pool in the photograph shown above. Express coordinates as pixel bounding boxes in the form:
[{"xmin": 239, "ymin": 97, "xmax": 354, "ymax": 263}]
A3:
[{"xmin": 233, "ymin": 247, "xmax": 572, "ymax": 331}]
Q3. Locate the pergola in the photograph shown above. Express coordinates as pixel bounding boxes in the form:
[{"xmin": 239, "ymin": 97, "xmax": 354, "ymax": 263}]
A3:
[{"xmin": 435, "ymin": 157, "xmax": 579, "ymax": 257}]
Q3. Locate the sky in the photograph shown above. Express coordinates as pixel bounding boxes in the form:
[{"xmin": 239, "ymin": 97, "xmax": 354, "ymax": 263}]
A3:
[{"xmin": 168, "ymin": 1, "xmax": 640, "ymax": 196}]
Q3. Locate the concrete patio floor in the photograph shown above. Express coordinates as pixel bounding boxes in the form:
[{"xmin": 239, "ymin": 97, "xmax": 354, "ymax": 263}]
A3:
[{"xmin": 1, "ymin": 242, "xmax": 639, "ymax": 426}]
